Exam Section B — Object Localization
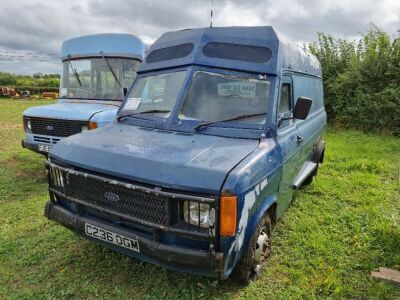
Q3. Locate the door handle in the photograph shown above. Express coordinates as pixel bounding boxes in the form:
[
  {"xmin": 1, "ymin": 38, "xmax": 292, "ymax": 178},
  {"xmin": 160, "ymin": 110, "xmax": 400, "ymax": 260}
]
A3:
[{"xmin": 296, "ymin": 135, "xmax": 304, "ymax": 143}]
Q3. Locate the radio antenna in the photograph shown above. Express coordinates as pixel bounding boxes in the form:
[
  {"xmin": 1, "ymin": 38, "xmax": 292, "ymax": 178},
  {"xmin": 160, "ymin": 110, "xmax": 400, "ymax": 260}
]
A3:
[{"xmin": 210, "ymin": 0, "xmax": 214, "ymax": 28}]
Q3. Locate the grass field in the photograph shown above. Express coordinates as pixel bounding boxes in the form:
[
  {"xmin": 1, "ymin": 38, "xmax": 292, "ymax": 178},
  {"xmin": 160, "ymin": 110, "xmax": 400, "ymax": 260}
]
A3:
[{"xmin": 1, "ymin": 98, "xmax": 400, "ymax": 299}]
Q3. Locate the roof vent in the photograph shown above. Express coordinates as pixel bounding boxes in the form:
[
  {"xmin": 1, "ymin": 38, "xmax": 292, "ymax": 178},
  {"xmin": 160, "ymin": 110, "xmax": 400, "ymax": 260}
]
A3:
[
  {"xmin": 203, "ymin": 42, "xmax": 272, "ymax": 63},
  {"xmin": 146, "ymin": 43, "xmax": 194, "ymax": 63}
]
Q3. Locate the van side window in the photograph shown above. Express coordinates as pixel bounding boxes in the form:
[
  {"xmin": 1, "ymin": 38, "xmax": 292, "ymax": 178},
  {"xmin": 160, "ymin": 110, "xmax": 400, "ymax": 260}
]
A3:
[
  {"xmin": 278, "ymin": 81, "xmax": 292, "ymax": 128},
  {"xmin": 279, "ymin": 83, "xmax": 291, "ymax": 113}
]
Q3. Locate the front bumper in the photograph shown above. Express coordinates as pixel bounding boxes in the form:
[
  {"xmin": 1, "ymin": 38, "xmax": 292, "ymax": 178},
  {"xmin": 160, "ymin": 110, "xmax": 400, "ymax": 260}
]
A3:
[
  {"xmin": 45, "ymin": 201, "xmax": 224, "ymax": 277},
  {"xmin": 21, "ymin": 139, "xmax": 47, "ymax": 155},
  {"xmin": 22, "ymin": 132, "xmax": 64, "ymax": 156}
]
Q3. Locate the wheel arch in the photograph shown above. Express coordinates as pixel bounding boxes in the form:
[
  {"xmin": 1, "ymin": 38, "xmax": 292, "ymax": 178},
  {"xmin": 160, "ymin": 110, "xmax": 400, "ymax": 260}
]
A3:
[
  {"xmin": 247, "ymin": 193, "xmax": 277, "ymax": 248},
  {"xmin": 312, "ymin": 136, "xmax": 325, "ymax": 164}
]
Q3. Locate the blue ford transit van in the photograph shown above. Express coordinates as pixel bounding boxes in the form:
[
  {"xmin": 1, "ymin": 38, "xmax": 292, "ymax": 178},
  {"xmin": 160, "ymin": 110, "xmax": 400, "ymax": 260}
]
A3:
[
  {"xmin": 22, "ymin": 33, "xmax": 152, "ymax": 155},
  {"xmin": 45, "ymin": 27, "xmax": 326, "ymax": 283}
]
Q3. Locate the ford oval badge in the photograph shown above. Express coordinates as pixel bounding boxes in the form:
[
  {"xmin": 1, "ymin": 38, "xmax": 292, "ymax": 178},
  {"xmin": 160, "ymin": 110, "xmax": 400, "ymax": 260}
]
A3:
[{"xmin": 104, "ymin": 191, "xmax": 120, "ymax": 202}]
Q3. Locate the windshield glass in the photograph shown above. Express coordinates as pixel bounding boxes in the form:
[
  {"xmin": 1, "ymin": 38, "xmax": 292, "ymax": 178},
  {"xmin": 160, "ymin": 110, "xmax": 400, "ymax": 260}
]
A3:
[
  {"xmin": 60, "ymin": 58, "xmax": 140, "ymax": 101},
  {"xmin": 121, "ymin": 71, "xmax": 187, "ymax": 118},
  {"xmin": 180, "ymin": 71, "xmax": 270, "ymax": 125}
]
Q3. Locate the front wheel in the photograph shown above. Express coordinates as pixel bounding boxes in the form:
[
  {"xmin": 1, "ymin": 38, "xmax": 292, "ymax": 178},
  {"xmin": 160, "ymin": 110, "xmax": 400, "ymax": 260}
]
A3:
[{"xmin": 232, "ymin": 213, "xmax": 272, "ymax": 284}]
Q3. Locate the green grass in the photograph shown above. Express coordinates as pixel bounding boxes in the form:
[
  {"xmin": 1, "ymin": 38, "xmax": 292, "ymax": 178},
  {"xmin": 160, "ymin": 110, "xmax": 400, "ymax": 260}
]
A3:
[{"xmin": 1, "ymin": 98, "xmax": 399, "ymax": 299}]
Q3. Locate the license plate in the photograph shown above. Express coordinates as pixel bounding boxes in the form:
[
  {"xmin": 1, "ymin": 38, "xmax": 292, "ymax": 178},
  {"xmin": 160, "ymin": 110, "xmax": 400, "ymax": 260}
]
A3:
[
  {"xmin": 38, "ymin": 143, "xmax": 51, "ymax": 152},
  {"xmin": 85, "ymin": 223, "xmax": 140, "ymax": 252}
]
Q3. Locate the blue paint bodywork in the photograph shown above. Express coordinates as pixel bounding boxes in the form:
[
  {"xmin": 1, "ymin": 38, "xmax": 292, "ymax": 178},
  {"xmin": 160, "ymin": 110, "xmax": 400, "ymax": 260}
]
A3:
[
  {"xmin": 22, "ymin": 33, "xmax": 151, "ymax": 155},
  {"xmin": 138, "ymin": 27, "xmax": 321, "ymax": 78},
  {"xmin": 24, "ymin": 101, "xmax": 119, "ymax": 121},
  {"xmin": 50, "ymin": 124, "xmax": 260, "ymax": 194},
  {"xmin": 61, "ymin": 33, "xmax": 152, "ymax": 60},
  {"xmin": 45, "ymin": 27, "xmax": 327, "ymax": 279}
]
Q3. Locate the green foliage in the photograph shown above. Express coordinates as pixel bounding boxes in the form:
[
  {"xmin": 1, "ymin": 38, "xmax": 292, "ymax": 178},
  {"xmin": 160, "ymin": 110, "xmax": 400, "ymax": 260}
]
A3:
[
  {"xmin": 307, "ymin": 26, "xmax": 400, "ymax": 136},
  {"xmin": 0, "ymin": 72, "xmax": 17, "ymax": 86},
  {"xmin": 0, "ymin": 72, "xmax": 60, "ymax": 93}
]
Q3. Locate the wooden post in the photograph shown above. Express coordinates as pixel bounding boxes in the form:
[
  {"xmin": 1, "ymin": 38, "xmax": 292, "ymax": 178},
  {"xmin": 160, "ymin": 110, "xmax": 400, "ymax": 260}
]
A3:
[{"xmin": 371, "ymin": 267, "xmax": 400, "ymax": 285}]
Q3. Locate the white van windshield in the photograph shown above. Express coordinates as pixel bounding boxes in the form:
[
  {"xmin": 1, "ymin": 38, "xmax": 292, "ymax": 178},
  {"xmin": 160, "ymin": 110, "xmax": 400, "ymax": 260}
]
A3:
[{"xmin": 60, "ymin": 58, "xmax": 140, "ymax": 101}]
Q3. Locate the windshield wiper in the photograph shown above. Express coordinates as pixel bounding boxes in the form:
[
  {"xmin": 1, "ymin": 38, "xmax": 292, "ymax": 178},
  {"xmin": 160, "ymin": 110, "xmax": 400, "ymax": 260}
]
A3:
[
  {"xmin": 194, "ymin": 112, "xmax": 266, "ymax": 131},
  {"xmin": 68, "ymin": 55, "xmax": 82, "ymax": 88},
  {"xmin": 100, "ymin": 51, "xmax": 123, "ymax": 89},
  {"xmin": 117, "ymin": 109, "xmax": 171, "ymax": 122}
]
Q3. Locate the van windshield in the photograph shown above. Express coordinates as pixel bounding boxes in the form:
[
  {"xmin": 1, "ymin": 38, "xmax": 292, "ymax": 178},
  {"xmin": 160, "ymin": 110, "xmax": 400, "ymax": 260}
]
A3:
[
  {"xmin": 60, "ymin": 58, "xmax": 140, "ymax": 101},
  {"xmin": 122, "ymin": 71, "xmax": 187, "ymax": 118},
  {"xmin": 120, "ymin": 70, "xmax": 270, "ymax": 126},
  {"xmin": 180, "ymin": 71, "xmax": 270, "ymax": 125}
]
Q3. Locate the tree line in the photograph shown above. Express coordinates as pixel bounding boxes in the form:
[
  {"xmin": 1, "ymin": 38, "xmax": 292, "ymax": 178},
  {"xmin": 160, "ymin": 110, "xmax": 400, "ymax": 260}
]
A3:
[
  {"xmin": 307, "ymin": 26, "xmax": 400, "ymax": 136},
  {"xmin": 0, "ymin": 72, "xmax": 60, "ymax": 92}
]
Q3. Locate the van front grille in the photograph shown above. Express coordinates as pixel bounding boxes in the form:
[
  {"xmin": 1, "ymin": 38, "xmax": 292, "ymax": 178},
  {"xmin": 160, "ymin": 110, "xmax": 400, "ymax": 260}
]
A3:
[
  {"xmin": 46, "ymin": 162, "xmax": 216, "ymax": 235},
  {"xmin": 33, "ymin": 136, "xmax": 61, "ymax": 145},
  {"xmin": 48, "ymin": 165, "xmax": 170, "ymax": 226},
  {"xmin": 66, "ymin": 173, "xmax": 169, "ymax": 225},
  {"xmin": 29, "ymin": 117, "xmax": 86, "ymax": 137}
]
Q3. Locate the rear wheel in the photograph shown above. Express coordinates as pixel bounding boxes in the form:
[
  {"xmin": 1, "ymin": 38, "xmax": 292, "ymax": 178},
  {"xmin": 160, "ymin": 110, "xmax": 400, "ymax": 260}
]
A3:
[{"xmin": 232, "ymin": 213, "xmax": 272, "ymax": 284}]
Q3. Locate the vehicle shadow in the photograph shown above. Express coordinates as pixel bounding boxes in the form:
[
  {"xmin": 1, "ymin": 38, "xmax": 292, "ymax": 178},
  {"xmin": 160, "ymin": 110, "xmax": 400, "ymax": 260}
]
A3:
[{"xmin": 54, "ymin": 237, "xmax": 246, "ymax": 299}]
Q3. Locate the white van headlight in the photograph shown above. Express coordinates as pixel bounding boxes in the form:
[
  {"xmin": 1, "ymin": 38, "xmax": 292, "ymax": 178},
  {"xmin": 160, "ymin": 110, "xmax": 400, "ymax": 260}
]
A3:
[
  {"xmin": 183, "ymin": 201, "xmax": 210, "ymax": 228},
  {"xmin": 24, "ymin": 118, "xmax": 32, "ymax": 132}
]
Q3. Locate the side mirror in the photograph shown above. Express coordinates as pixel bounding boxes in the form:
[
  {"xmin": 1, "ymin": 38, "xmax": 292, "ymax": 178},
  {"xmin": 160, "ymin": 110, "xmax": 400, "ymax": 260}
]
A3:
[
  {"xmin": 123, "ymin": 87, "xmax": 128, "ymax": 97},
  {"xmin": 293, "ymin": 97, "xmax": 312, "ymax": 120}
]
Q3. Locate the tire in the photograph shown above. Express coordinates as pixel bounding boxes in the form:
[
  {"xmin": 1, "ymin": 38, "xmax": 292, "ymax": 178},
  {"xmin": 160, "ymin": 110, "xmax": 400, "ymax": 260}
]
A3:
[{"xmin": 232, "ymin": 213, "xmax": 272, "ymax": 285}]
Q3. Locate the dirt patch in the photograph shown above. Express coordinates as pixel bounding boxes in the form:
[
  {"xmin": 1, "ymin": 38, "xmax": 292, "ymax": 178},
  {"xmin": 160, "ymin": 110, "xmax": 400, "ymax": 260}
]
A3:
[
  {"xmin": 2, "ymin": 154, "xmax": 45, "ymax": 179},
  {"xmin": 1, "ymin": 123, "xmax": 23, "ymax": 130}
]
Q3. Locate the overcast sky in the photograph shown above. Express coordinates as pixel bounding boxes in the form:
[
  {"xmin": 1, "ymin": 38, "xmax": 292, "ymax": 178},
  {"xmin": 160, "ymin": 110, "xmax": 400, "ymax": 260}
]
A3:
[{"xmin": 0, "ymin": 0, "xmax": 399, "ymax": 74}]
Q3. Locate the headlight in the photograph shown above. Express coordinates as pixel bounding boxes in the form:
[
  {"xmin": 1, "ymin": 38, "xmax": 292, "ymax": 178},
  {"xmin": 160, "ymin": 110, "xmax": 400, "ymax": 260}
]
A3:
[
  {"xmin": 183, "ymin": 201, "xmax": 211, "ymax": 228},
  {"xmin": 24, "ymin": 118, "xmax": 32, "ymax": 132},
  {"xmin": 81, "ymin": 125, "xmax": 89, "ymax": 131}
]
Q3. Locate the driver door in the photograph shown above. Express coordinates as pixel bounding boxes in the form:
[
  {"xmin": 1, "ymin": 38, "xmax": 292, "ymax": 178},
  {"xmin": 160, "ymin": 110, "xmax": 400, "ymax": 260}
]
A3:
[{"xmin": 276, "ymin": 75, "xmax": 300, "ymax": 218}]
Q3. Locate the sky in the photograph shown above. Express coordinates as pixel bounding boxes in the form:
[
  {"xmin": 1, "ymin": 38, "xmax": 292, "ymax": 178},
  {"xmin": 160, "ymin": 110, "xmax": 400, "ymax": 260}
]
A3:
[{"xmin": 0, "ymin": 0, "xmax": 399, "ymax": 74}]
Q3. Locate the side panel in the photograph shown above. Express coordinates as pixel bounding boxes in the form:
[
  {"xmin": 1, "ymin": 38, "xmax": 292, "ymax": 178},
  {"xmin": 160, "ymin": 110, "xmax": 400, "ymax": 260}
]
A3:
[
  {"xmin": 218, "ymin": 138, "xmax": 282, "ymax": 278},
  {"xmin": 292, "ymin": 74, "xmax": 327, "ymax": 169},
  {"xmin": 275, "ymin": 73, "xmax": 300, "ymax": 218},
  {"xmin": 276, "ymin": 124, "xmax": 299, "ymax": 217}
]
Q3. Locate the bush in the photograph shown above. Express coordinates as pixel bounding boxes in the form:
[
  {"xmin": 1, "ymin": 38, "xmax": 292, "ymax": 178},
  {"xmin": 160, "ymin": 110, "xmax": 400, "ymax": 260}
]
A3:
[
  {"xmin": 307, "ymin": 26, "xmax": 400, "ymax": 136},
  {"xmin": 0, "ymin": 72, "xmax": 59, "ymax": 94},
  {"xmin": 0, "ymin": 72, "xmax": 17, "ymax": 86}
]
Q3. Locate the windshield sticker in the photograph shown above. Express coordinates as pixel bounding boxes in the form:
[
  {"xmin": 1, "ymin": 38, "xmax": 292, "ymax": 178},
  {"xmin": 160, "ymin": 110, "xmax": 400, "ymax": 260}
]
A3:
[
  {"xmin": 217, "ymin": 82, "xmax": 256, "ymax": 99},
  {"xmin": 60, "ymin": 88, "xmax": 67, "ymax": 97},
  {"xmin": 125, "ymin": 98, "xmax": 141, "ymax": 110}
]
